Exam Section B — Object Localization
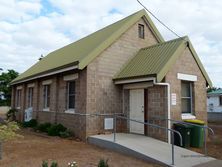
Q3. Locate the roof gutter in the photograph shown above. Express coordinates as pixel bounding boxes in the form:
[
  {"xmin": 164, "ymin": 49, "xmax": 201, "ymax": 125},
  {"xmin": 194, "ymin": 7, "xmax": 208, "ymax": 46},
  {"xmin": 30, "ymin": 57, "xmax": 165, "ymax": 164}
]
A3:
[
  {"xmin": 11, "ymin": 65, "xmax": 78, "ymax": 85},
  {"xmin": 114, "ymin": 77, "xmax": 156, "ymax": 84}
]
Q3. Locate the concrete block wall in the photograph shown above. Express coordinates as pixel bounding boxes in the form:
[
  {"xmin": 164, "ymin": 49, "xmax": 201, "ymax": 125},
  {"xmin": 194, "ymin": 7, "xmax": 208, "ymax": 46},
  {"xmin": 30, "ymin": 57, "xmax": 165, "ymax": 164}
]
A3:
[
  {"xmin": 208, "ymin": 112, "xmax": 222, "ymax": 122},
  {"xmin": 86, "ymin": 18, "xmax": 159, "ymax": 137},
  {"xmin": 165, "ymin": 47, "xmax": 208, "ymax": 124},
  {"xmin": 147, "ymin": 86, "xmax": 168, "ymax": 141},
  {"xmin": 13, "ymin": 69, "xmax": 87, "ymax": 140}
]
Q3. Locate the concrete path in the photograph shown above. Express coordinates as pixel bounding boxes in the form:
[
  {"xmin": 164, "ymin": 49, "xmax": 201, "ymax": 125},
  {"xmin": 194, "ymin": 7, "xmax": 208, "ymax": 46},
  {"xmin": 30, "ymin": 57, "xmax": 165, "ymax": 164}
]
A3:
[{"xmin": 88, "ymin": 133, "xmax": 215, "ymax": 167}]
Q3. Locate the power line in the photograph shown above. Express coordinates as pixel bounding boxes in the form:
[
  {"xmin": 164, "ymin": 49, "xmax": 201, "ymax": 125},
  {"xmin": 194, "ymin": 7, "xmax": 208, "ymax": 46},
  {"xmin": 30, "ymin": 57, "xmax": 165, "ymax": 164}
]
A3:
[{"xmin": 137, "ymin": 0, "xmax": 182, "ymax": 38}]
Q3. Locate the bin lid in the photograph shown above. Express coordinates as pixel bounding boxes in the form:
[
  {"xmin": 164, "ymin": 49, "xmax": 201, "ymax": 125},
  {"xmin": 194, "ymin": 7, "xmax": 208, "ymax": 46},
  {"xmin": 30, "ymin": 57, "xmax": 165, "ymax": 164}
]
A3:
[
  {"xmin": 174, "ymin": 123, "xmax": 193, "ymax": 128},
  {"xmin": 184, "ymin": 119, "xmax": 205, "ymax": 125}
]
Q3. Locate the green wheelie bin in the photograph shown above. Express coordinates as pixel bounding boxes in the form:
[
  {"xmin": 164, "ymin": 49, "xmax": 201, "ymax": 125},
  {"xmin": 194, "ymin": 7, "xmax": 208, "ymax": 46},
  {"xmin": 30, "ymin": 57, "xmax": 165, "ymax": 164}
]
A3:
[
  {"xmin": 184, "ymin": 119, "xmax": 205, "ymax": 148},
  {"xmin": 174, "ymin": 123, "xmax": 192, "ymax": 148}
]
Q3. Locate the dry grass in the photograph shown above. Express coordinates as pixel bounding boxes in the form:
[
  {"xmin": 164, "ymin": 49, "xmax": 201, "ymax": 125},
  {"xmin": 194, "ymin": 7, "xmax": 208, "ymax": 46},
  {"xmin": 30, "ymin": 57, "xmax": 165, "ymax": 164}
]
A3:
[{"xmin": 0, "ymin": 129, "xmax": 161, "ymax": 167}]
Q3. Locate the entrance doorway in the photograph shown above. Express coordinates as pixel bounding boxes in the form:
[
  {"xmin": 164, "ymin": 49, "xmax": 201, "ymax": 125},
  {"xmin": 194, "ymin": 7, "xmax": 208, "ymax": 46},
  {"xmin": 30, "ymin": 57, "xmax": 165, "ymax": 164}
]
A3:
[{"xmin": 129, "ymin": 89, "xmax": 144, "ymax": 134}]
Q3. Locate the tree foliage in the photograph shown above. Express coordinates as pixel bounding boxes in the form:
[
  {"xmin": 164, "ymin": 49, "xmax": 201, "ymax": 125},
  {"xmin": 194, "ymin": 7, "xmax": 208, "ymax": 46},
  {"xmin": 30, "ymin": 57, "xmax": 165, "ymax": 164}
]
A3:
[
  {"xmin": 0, "ymin": 69, "xmax": 19, "ymax": 106},
  {"xmin": 0, "ymin": 121, "xmax": 21, "ymax": 159},
  {"xmin": 207, "ymin": 87, "xmax": 222, "ymax": 93},
  {"xmin": 0, "ymin": 121, "xmax": 21, "ymax": 141}
]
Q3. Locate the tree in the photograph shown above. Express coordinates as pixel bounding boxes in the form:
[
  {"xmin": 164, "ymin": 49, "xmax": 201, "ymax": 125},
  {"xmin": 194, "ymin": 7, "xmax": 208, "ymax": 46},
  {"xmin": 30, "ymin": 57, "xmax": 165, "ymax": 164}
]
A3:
[
  {"xmin": 207, "ymin": 87, "xmax": 221, "ymax": 93},
  {"xmin": 0, "ymin": 69, "xmax": 19, "ymax": 106}
]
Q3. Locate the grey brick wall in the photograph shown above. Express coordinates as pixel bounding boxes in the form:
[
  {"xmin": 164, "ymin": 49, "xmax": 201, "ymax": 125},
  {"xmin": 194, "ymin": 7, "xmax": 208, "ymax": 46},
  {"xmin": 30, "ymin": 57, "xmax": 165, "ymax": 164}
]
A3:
[
  {"xmin": 165, "ymin": 47, "xmax": 208, "ymax": 124},
  {"xmin": 86, "ymin": 18, "xmax": 159, "ymax": 137}
]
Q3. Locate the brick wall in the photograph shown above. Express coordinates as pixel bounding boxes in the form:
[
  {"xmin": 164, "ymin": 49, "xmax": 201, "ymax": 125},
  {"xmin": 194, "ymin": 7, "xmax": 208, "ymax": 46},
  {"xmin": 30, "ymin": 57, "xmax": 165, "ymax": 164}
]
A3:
[
  {"xmin": 11, "ymin": 17, "xmax": 160, "ymax": 140},
  {"xmin": 86, "ymin": 18, "xmax": 159, "ymax": 137},
  {"xmin": 146, "ymin": 86, "xmax": 168, "ymax": 141},
  {"xmin": 165, "ymin": 47, "xmax": 208, "ymax": 124}
]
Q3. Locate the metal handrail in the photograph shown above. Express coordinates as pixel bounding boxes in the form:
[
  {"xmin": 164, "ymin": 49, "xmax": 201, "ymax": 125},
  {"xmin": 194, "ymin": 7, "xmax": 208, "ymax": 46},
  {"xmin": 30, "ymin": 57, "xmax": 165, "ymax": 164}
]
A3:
[
  {"xmin": 63, "ymin": 112, "xmax": 182, "ymax": 165},
  {"xmin": 68, "ymin": 112, "xmax": 123, "ymax": 116},
  {"xmin": 114, "ymin": 115, "xmax": 183, "ymax": 165},
  {"xmin": 166, "ymin": 118, "xmax": 214, "ymax": 156},
  {"xmin": 166, "ymin": 118, "xmax": 214, "ymax": 135},
  {"xmin": 150, "ymin": 117, "xmax": 215, "ymax": 156}
]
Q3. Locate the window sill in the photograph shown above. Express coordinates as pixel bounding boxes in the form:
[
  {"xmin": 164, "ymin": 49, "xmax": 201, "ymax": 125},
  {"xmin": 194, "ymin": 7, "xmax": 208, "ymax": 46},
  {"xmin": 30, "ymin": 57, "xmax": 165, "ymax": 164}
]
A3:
[
  {"xmin": 16, "ymin": 107, "xmax": 21, "ymax": 110},
  {"xmin": 65, "ymin": 109, "xmax": 75, "ymax": 114},
  {"xmin": 181, "ymin": 113, "xmax": 196, "ymax": 120},
  {"xmin": 43, "ymin": 108, "xmax": 50, "ymax": 112}
]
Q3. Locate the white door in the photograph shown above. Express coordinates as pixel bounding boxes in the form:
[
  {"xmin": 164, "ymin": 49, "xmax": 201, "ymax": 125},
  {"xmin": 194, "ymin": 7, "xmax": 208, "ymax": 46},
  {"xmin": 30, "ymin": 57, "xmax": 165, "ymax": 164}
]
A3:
[{"xmin": 129, "ymin": 89, "xmax": 144, "ymax": 134}]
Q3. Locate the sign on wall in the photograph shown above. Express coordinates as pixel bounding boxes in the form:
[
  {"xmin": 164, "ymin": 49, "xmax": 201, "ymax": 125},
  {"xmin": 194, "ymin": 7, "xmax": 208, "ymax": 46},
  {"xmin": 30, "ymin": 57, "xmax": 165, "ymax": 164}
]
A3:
[{"xmin": 171, "ymin": 93, "xmax": 177, "ymax": 105}]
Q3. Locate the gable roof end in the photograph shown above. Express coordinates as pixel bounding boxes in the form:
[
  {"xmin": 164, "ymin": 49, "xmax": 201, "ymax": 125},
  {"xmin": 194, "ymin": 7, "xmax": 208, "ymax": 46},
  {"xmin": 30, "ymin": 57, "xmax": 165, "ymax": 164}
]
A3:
[
  {"xmin": 11, "ymin": 9, "xmax": 164, "ymax": 85},
  {"xmin": 114, "ymin": 36, "xmax": 212, "ymax": 87}
]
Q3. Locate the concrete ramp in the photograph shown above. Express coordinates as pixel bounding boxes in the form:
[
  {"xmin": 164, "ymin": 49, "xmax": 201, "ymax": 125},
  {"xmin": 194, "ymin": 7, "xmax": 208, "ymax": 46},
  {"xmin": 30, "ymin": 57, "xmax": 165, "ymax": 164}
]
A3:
[{"xmin": 88, "ymin": 133, "xmax": 215, "ymax": 167}]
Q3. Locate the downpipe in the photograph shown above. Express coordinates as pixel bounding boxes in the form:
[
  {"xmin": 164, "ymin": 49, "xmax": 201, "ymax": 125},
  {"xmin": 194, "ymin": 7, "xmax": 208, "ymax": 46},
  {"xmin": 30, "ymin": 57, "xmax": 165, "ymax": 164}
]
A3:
[{"xmin": 153, "ymin": 79, "xmax": 171, "ymax": 144}]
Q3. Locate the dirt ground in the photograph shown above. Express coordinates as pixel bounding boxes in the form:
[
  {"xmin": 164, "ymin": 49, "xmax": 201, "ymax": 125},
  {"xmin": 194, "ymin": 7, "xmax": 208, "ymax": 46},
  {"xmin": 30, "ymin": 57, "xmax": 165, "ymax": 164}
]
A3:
[
  {"xmin": 0, "ymin": 122, "xmax": 221, "ymax": 167},
  {"xmin": 0, "ymin": 129, "xmax": 161, "ymax": 167},
  {"xmin": 191, "ymin": 122, "xmax": 222, "ymax": 159}
]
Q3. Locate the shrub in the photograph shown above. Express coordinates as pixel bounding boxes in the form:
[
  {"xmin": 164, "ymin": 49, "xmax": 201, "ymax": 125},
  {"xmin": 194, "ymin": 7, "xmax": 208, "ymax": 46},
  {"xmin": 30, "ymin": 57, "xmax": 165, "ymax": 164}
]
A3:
[
  {"xmin": 42, "ymin": 160, "xmax": 48, "ymax": 167},
  {"xmin": 47, "ymin": 124, "xmax": 67, "ymax": 136},
  {"xmin": 98, "ymin": 159, "xmax": 109, "ymax": 167},
  {"xmin": 36, "ymin": 123, "xmax": 52, "ymax": 133},
  {"xmin": 50, "ymin": 161, "xmax": 58, "ymax": 167},
  {"xmin": 42, "ymin": 160, "xmax": 58, "ymax": 167},
  {"xmin": 22, "ymin": 119, "xmax": 38, "ymax": 128},
  {"xmin": 6, "ymin": 108, "xmax": 17, "ymax": 121},
  {"xmin": 59, "ymin": 129, "xmax": 73, "ymax": 138}
]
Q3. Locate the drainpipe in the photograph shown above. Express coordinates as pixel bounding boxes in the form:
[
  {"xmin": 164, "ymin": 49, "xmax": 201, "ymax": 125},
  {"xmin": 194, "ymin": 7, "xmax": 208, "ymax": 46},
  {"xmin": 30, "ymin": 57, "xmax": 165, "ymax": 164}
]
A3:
[{"xmin": 153, "ymin": 78, "xmax": 171, "ymax": 144}]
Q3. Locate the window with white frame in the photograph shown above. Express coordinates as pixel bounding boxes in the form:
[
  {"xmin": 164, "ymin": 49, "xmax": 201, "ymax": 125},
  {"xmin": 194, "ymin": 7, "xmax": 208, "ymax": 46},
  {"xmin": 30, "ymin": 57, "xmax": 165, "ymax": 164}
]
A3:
[
  {"xmin": 16, "ymin": 89, "xmax": 21, "ymax": 108},
  {"xmin": 28, "ymin": 87, "xmax": 33, "ymax": 108},
  {"xmin": 43, "ymin": 85, "xmax": 50, "ymax": 109},
  {"xmin": 181, "ymin": 81, "xmax": 193, "ymax": 114},
  {"xmin": 67, "ymin": 81, "xmax": 75, "ymax": 110}
]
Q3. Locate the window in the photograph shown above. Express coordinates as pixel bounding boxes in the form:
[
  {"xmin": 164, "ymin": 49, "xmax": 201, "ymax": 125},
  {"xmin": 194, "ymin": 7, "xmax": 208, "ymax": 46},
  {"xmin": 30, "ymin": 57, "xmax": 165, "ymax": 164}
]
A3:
[
  {"xmin": 67, "ymin": 81, "xmax": 75, "ymax": 110},
  {"xmin": 43, "ymin": 85, "xmax": 50, "ymax": 109},
  {"xmin": 219, "ymin": 96, "xmax": 222, "ymax": 106},
  {"xmin": 138, "ymin": 24, "xmax": 145, "ymax": 39},
  {"xmin": 181, "ymin": 81, "xmax": 193, "ymax": 114},
  {"xmin": 28, "ymin": 87, "xmax": 33, "ymax": 108},
  {"xmin": 16, "ymin": 89, "xmax": 21, "ymax": 108}
]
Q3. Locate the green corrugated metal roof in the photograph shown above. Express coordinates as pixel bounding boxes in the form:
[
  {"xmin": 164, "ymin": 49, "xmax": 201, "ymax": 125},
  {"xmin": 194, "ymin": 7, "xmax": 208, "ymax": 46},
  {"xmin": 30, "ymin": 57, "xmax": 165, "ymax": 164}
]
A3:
[
  {"xmin": 11, "ymin": 9, "xmax": 164, "ymax": 84},
  {"xmin": 208, "ymin": 89, "xmax": 222, "ymax": 95},
  {"xmin": 114, "ymin": 36, "xmax": 212, "ymax": 87},
  {"xmin": 114, "ymin": 37, "xmax": 185, "ymax": 80}
]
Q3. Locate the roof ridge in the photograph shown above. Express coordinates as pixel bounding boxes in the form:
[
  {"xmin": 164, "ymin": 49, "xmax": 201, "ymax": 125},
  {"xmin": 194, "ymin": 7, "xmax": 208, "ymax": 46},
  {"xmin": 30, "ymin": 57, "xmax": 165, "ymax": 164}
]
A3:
[
  {"xmin": 11, "ymin": 9, "xmax": 164, "ymax": 84},
  {"xmin": 141, "ymin": 36, "xmax": 188, "ymax": 50},
  {"xmin": 49, "ymin": 10, "xmax": 145, "ymax": 56}
]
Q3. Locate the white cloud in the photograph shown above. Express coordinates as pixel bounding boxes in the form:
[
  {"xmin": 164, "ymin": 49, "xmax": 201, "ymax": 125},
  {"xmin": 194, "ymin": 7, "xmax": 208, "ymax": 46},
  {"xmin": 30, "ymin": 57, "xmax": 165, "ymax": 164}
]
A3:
[
  {"xmin": 0, "ymin": 0, "xmax": 221, "ymax": 87},
  {"xmin": 0, "ymin": 0, "xmax": 42, "ymax": 22}
]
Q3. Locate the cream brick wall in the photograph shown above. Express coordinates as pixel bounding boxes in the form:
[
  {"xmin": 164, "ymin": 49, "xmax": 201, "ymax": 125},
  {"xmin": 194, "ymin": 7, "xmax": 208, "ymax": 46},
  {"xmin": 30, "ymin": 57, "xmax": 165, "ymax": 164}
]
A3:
[
  {"xmin": 11, "ymin": 17, "xmax": 161, "ymax": 140},
  {"xmin": 86, "ymin": 18, "xmax": 159, "ymax": 137},
  {"xmin": 147, "ymin": 85, "xmax": 168, "ymax": 141},
  {"xmin": 165, "ymin": 47, "xmax": 207, "ymax": 123}
]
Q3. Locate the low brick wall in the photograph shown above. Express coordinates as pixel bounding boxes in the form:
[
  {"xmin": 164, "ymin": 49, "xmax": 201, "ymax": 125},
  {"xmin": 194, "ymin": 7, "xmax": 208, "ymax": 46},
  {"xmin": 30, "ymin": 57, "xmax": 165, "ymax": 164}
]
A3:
[
  {"xmin": 56, "ymin": 113, "xmax": 86, "ymax": 140},
  {"xmin": 208, "ymin": 112, "xmax": 222, "ymax": 122},
  {"xmin": 32, "ymin": 111, "xmax": 87, "ymax": 140}
]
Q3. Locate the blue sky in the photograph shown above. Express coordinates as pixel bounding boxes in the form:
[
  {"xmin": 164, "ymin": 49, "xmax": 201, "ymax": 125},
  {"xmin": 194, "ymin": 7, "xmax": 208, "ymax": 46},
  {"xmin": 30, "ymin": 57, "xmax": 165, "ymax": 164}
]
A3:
[{"xmin": 0, "ymin": 0, "xmax": 221, "ymax": 87}]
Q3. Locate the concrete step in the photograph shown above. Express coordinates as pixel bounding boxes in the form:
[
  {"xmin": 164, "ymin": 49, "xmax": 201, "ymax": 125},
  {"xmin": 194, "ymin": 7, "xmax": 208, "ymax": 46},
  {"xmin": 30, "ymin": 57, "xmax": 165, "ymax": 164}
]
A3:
[{"xmin": 88, "ymin": 133, "xmax": 215, "ymax": 167}]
